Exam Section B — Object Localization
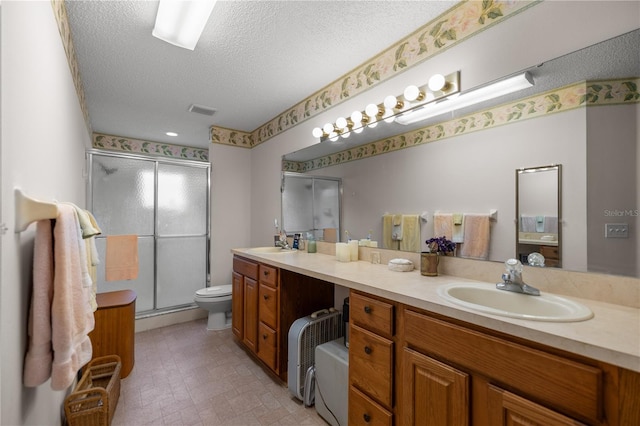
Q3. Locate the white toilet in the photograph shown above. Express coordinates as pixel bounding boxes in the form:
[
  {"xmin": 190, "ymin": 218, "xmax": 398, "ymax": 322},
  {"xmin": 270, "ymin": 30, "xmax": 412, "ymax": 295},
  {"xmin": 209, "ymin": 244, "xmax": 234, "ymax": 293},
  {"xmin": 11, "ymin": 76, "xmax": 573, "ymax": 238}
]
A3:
[{"xmin": 193, "ymin": 285, "xmax": 232, "ymax": 330}]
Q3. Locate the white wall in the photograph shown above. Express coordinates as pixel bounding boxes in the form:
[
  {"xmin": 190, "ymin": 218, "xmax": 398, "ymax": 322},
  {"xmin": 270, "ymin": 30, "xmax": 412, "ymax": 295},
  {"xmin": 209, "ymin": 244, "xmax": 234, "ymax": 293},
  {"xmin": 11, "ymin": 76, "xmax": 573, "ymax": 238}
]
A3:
[{"xmin": 1, "ymin": 2, "xmax": 91, "ymax": 424}]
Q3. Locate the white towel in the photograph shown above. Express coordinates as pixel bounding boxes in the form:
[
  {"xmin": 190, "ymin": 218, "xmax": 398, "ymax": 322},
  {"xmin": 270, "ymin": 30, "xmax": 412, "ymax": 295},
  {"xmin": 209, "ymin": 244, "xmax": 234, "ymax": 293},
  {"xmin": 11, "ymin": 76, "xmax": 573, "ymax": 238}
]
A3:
[
  {"xmin": 520, "ymin": 215, "xmax": 536, "ymax": 232},
  {"xmin": 544, "ymin": 216, "xmax": 558, "ymax": 234}
]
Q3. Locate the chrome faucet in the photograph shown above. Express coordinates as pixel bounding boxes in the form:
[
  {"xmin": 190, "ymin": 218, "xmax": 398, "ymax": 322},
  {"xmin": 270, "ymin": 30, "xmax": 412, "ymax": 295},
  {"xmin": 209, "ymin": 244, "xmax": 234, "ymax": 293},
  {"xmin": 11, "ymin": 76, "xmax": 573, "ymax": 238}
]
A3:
[
  {"xmin": 275, "ymin": 229, "xmax": 290, "ymax": 250},
  {"xmin": 496, "ymin": 259, "xmax": 540, "ymax": 296}
]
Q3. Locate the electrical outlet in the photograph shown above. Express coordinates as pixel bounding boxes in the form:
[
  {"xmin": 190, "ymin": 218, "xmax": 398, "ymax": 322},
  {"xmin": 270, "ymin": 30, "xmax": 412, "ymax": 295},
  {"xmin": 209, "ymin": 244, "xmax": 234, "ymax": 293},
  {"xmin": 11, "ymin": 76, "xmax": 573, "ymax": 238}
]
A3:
[{"xmin": 605, "ymin": 223, "xmax": 629, "ymax": 238}]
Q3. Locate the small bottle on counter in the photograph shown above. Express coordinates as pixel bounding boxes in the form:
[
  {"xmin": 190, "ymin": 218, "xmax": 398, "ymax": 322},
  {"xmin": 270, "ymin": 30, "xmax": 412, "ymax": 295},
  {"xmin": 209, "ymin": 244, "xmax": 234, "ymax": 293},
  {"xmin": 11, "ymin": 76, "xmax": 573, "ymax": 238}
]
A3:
[{"xmin": 307, "ymin": 233, "xmax": 317, "ymax": 253}]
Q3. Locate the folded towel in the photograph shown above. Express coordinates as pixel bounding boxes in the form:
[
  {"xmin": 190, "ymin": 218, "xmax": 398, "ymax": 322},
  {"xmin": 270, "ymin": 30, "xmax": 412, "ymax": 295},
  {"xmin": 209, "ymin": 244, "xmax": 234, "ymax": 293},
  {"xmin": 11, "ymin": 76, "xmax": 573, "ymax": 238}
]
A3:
[
  {"xmin": 535, "ymin": 215, "xmax": 545, "ymax": 232},
  {"xmin": 433, "ymin": 213, "xmax": 453, "ymax": 241},
  {"xmin": 544, "ymin": 216, "xmax": 558, "ymax": 234},
  {"xmin": 451, "ymin": 213, "xmax": 464, "ymax": 243},
  {"xmin": 459, "ymin": 214, "xmax": 491, "ymax": 260},
  {"xmin": 399, "ymin": 214, "xmax": 420, "ymax": 252},
  {"xmin": 520, "ymin": 215, "xmax": 536, "ymax": 232},
  {"xmin": 392, "ymin": 214, "xmax": 402, "ymax": 226},
  {"xmin": 382, "ymin": 214, "xmax": 398, "ymax": 250},
  {"xmin": 106, "ymin": 235, "xmax": 139, "ymax": 281},
  {"xmin": 24, "ymin": 219, "xmax": 54, "ymax": 387},
  {"xmin": 66, "ymin": 203, "xmax": 101, "ymax": 239}
]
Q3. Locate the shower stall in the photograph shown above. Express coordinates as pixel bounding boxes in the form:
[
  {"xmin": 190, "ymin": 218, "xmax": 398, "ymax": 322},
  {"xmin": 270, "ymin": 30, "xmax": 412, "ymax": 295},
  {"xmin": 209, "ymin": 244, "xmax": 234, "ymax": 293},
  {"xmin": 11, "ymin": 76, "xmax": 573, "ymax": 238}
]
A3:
[{"xmin": 87, "ymin": 151, "xmax": 210, "ymax": 316}]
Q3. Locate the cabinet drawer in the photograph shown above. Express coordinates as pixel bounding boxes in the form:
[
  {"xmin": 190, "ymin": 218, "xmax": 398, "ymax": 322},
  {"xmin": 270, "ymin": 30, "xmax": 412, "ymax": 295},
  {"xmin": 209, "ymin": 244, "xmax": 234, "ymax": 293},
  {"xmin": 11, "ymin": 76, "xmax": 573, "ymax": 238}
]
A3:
[
  {"xmin": 540, "ymin": 245, "xmax": 559, "ymax": 259},
  {"xmin": 257, "ymin": 322, "xmax": 277, "ymax": 371},
  {"xmin": 350, "ymin": 324, "xmax": 393, "ymax": 408},
  {"xmin": 259, "ymin": 283, "xmax": 277, "ymax": 329},
  {"xmin": 404, "ymin": 308, "xmax": 602, "ymax": 422},
  {"xmin": 349, "ymin": 385, "xmax": 393, "ymax": 426},
  {"xmin": 351, "ymin": 292, "xmax": 394, "ymax": 337},
  {"xmin": 259, "ymin": 264, "xmax": 278, "ymax": 288},
  {"xmin": 233, "ymin": 256, "xmax": 258, "ymax": 280}
]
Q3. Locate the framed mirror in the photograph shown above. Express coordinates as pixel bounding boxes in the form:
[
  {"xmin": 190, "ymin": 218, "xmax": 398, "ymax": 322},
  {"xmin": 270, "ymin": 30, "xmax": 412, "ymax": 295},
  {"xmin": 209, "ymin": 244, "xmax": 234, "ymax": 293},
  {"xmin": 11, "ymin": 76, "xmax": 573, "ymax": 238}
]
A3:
[
  {"xmin": 516, "ymin": 164, "xmax": 562, "ymax": 268},
  {"xmin": 281, "ymin": 172, "xmax": 342, "ymax": 242}
]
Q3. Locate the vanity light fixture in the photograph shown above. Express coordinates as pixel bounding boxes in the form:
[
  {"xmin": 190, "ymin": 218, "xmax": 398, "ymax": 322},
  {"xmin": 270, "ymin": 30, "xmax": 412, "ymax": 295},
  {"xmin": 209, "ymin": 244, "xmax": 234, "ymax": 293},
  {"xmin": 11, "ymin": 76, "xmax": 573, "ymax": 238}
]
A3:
[
  {"xmin": 152, "ymin": 0, "xmax": 217, "ymax": 50},
  {"xmin": 395, "ymin": 72, "xmax": 534, "ymax": 126},
  {"xmin": 311, "ymin": 71, "xmax": 460, "ymax": 141}
]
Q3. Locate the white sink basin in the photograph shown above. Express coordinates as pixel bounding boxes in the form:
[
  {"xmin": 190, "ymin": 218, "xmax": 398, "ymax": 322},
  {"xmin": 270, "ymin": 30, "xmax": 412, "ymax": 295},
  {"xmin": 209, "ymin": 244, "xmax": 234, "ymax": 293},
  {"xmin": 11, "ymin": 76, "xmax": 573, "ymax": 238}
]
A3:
[
  {"xmin": 437, "ymin": 282, "xmax": 593, "ymax": 322},
  {"xmin": 247, "ymin": 247, "xmax": 294, "ymax": 254}
]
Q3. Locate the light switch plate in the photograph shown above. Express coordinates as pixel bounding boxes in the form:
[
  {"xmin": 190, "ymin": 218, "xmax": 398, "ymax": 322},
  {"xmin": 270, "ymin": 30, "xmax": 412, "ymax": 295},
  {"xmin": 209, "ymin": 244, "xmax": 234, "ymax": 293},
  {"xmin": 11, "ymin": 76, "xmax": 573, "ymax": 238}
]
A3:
[{"xmin": 605, "ymin": 223, "xmax": 629, "ymax": 238}]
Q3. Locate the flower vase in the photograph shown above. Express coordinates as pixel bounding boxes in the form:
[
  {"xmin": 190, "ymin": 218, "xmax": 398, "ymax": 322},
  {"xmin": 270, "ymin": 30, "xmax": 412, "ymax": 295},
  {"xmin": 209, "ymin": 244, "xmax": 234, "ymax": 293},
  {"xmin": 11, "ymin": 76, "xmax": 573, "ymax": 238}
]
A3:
[{"xmin": 420, "ymin": 252, "xmax": 439, "ymax": 276}]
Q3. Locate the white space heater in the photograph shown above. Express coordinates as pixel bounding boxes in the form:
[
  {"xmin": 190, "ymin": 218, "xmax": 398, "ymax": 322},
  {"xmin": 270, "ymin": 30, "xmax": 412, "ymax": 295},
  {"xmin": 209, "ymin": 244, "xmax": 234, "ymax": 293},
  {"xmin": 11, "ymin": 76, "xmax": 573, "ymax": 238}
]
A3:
[{"xmin": 288, "ymin": 308, "xmax": 343, "ymax": 404}]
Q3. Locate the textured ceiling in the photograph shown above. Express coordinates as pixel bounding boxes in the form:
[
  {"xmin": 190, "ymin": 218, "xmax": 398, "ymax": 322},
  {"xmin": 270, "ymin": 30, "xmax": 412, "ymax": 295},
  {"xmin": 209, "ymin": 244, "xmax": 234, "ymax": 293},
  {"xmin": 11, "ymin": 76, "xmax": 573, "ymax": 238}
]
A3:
[{"xmin": 65, "ymin": 0, "xmax": 458, "ymax": 148}]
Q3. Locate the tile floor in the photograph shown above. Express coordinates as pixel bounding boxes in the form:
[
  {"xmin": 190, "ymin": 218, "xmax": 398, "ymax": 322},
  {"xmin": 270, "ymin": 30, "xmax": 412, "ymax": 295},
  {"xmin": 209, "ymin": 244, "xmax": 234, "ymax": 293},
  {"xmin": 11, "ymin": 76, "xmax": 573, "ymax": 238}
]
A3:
[{"xmin": 112, "ymin": 318, "xmax": 326, "ymax": 425}]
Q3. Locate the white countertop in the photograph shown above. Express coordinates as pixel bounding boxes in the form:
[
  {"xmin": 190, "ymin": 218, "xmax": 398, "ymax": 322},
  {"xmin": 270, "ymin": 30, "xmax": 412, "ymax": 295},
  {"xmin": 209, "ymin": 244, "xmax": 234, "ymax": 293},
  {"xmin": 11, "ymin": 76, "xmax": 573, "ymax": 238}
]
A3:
[{"xmin": 232, "ymin": 248, "xmax": 640, "ymax": 373}]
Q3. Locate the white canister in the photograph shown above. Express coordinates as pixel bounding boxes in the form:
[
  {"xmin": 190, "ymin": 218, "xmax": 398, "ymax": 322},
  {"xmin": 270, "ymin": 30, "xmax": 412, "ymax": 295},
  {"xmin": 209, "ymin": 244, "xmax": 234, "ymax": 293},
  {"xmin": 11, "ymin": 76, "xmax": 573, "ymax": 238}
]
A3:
[
  {"xmin": 348, "ymin": 240, "xmax": 359, "ymax": 261},
  {"xmin": 336, "ymin": 243, "xmax": 350, "ymax": 262}
]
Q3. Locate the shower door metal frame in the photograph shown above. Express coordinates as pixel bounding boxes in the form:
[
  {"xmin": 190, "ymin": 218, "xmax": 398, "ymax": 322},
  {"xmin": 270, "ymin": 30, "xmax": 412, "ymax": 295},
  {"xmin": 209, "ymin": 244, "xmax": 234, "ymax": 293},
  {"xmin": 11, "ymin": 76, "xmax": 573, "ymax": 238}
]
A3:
[{"xmin": 86, "ymin": 149, "xmax": 211, "ymax": 316}]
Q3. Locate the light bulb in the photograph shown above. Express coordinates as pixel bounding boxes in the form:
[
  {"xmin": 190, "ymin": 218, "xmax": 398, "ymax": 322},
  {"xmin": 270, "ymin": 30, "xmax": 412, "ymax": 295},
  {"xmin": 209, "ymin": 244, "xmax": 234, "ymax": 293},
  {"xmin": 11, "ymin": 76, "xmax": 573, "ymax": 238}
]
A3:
[
  {"xmin": 428, "ymin": 74, "xmax": 446, "ymax": 92},
  {"xmin": 367, "ymin": 116, "xmax": 378, "ymax": 128},
  {"xmin": 351, "ymin": 110, "xmax": 363, "ymax": 125},
  {"xmin": 329, "ymin": 132, "xmax": 339, "ymax": 142},
  {"xmin": 312, "ymin": 127, "xmax": 324, "ymax": 138},
  {"xmin": 403, "ymin": 85, "xmax": 423, "ymax": 101},
  {"xmin": 336, "ymin": 117, "xmax": 348, "ymax": 129},
  {"xmin": 384, "ymin": 95, "xmax": 401, "ymax": 110},
  {"xmin": 323, "ymin": 123, "xmax": 334, "ymax": 134},
  {"xmin": 383, "ymin": 108, "xmax": 395, "ymax": 123},
  {"xmin": 340, "ymin": 131, "xmax": 350, "ymax": 139},
  {"xmin": 365, "ymin": 103, "xmax": 381, "ymax": 118}
]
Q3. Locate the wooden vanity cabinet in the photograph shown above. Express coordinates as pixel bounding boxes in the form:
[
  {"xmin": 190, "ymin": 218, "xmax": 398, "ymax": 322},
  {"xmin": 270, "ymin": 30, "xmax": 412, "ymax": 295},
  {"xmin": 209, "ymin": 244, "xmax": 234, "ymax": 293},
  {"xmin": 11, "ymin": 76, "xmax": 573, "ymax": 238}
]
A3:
[
  {"xmin": 400, "ymin": 306, "xmax": 640, "ymax": 426},
  {"xmin": 232, "ymin": 255, "xmax": 334, "ymax": 382},
  {"xmin": 349, "ymin": 291, "xmax": 397, "ymax": 426}
]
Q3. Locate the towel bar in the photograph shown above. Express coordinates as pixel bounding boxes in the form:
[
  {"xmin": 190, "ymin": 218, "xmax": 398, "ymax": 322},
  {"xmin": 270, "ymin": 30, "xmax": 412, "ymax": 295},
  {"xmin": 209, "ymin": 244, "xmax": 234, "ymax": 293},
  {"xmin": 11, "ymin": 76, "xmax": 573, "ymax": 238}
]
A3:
[
  {"xmin": 433, "ymin": 209, "xmax": 498, "ymax": 222},
  {"xmin": 14, "ymin": 188, "xmax": 58, "ymax": 233}
]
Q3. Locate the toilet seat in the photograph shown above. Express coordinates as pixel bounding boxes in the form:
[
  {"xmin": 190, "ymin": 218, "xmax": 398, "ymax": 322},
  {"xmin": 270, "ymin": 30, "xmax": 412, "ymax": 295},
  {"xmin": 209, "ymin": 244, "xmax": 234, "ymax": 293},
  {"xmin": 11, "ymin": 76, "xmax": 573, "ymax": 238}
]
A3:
[{"xmin": 195, "ymin": 285, "xmax": 232, "ymax": 298}]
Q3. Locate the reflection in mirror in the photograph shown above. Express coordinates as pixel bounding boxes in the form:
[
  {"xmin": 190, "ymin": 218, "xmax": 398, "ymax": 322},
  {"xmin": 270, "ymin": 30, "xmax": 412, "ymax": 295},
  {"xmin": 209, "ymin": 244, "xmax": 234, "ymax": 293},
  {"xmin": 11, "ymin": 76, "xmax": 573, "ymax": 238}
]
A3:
[
  {"xmin": 281, "ymin": 172, "xmax": 342, "ymax": 242},
  {"xmin": 516, "ymin": 165, "xmax": 562, "ymax": 268}
]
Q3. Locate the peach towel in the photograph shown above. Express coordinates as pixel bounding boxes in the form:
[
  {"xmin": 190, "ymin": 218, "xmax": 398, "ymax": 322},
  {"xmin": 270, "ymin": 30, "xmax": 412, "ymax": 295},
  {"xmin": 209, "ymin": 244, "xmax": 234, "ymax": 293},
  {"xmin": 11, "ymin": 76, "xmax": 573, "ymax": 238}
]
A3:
[
  {"xmin": 459, "ymin": 214, "xmax": 491, "ymax": 260},
  {"xmin": 433, "ymin": 213, "xmax": 453, "ymax": 240},
  {"xmin": 106, "ymin": 235, "xmax": 139, "ymax": 281}
]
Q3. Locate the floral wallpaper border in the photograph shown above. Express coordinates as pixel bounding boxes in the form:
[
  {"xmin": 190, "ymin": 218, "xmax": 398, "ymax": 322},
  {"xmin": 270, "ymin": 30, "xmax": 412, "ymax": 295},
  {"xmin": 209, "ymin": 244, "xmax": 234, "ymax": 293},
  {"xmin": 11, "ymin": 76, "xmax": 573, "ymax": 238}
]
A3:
[
  {"xmin": 92, "ymin": 133, "xmax": 209, "ymax": 162},
  {"xmin": 51, "ymin": 0, "xmax": 92, "ymax": 135},
  {"xmin": 211, "ymin": 0, "xmax": 539, "ymax": 148},
  {"xmin": 282, "ymin": 78, "xmax": 640, "ymax": 172}
]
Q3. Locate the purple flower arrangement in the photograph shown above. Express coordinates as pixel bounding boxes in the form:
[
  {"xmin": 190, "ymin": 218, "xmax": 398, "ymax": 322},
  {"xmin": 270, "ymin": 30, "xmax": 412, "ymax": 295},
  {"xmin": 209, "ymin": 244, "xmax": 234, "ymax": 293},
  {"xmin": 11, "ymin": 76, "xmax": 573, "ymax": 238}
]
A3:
[{"xmin": 426, "ymin": 236, "xmax": 456, "ymax": 254}]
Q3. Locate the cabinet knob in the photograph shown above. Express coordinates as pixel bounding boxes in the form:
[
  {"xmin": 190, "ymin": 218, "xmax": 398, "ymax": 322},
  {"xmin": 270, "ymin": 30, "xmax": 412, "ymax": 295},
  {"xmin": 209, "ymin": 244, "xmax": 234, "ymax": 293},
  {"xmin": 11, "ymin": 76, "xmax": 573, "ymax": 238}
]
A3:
[
  {"xmin": 263, "ymin": 270, "xmax": 269, "ymax": 276},
  {"xmin": 263, "ymin": 294, "xmax": 269, "ymax": 300},
  {"xmin": 364, "ymin": 306, "xmax": 372, "ymax": 314},
  {"xmin": 262, "ymin": 334, "xmax": 267, "ymax": 340},
  {"xmin": 363, "ymin": 413, "xmax": 371, "ymax": 423},
  {"xmin": 364, "ymin": 346, "xmax": 372, "ymax": 355}
]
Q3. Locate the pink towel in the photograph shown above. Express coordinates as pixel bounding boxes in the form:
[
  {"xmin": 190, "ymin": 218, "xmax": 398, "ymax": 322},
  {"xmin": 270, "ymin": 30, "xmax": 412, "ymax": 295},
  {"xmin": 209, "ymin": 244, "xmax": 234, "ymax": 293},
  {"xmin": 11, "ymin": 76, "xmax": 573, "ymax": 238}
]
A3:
[
  {"xmin": 23, "ymin": 219, "xmax": 55, "ymax": 387},
  {"xmin": 24, "ymin": 204, "xmax": 95, "ymax": 390},
  {"xmin": 433, "ymin": 213, "xmax": 453, "ymax": 240},
  {"xmin": 459, "ymin": 214, "xmax": 491, "ymax": 260}
]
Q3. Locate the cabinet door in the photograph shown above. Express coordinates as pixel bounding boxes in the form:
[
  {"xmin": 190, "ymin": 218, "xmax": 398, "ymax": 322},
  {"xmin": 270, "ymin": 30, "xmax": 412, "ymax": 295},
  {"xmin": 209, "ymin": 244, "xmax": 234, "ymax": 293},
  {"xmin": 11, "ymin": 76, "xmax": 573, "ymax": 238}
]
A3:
[
  {"xmin": 349, "ymin": 386, "xmax": 393, "ymax": 426},
  {"xmin": 231, "ymin": 272, "xmax": 244, "ymax": 340},
  {"xmin": 243, "ymin": 277, "xmax": 258, "ymax": 352},
  {"xmin": 401, "ymin": 347, "xmax": 469, "ymax": 426},
  {"xmin": 259, "ymin": 283, "xmax": 277, "ymax": 329},
  {"xmin": 487, "ymin": 385, "xmax": 586, "ymax": 426}
]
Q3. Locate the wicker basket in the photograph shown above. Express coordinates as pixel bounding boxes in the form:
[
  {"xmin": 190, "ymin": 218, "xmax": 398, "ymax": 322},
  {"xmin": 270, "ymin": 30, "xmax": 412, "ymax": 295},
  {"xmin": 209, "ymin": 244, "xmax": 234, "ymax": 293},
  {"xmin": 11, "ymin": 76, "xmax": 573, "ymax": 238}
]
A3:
[{"xmin": 64, "ymin": 355, "xmax": 122, "ymax": 426}]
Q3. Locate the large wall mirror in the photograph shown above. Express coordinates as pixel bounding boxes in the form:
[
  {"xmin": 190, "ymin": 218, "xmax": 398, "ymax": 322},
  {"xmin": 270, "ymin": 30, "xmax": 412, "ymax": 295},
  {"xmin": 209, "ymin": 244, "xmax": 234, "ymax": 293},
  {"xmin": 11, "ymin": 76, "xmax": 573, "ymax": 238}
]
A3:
[
  {"xmin": 281, "ymin": 172, "xmax": 342, "ymax": 241},
  {"xmin": 283, "ymin": 30, "xmax": 638, "ymax": 278},
  {"xmin": 516, "ymin": 165, "xmax": 562, "ymax": 268}
]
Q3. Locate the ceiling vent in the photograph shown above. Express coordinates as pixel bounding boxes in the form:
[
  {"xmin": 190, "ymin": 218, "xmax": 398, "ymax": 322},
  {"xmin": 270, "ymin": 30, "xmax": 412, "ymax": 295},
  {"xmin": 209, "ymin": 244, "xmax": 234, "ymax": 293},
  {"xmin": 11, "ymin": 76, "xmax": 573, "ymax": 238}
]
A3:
[{"xmin": 188, "ymin": 104, "xmax": 217, "ymax": 116}]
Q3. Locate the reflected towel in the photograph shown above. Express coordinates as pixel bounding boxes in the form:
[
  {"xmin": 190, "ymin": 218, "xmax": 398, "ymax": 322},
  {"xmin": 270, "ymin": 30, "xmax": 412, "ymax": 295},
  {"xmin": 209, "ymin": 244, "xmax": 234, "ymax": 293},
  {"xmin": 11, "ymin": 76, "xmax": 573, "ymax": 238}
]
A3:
[
  {"xmin": 535, "ymin": 215, "xmax": 545, "ymax": 232},
  {"xmin": 106, "ymin": 235, "xmax": 139, "ymax": 281},
  {"xmin": 520, "ymin": 215, "xmax": 536, "ymax": 232},
  {"xmin": 459, "ymin": 214, "xmax": 491, "ymax": 260},
  {"xmin": 544, "ymin": 216, "xmax": 558, "ymax": 234},
  {"xmin": 452, "ymin": 212, "xmax": 464, "ymax": 243},
  {"xmin": 382, "ymin": 214, "xmax": 398, "ymax": 250},
  {"xmin": 433, "ymin": 213, "xmax": 453, "ymax": 240},
  {"xmin": 399, "ymin": 214, "xmax": 420, "ymax": 252}
]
